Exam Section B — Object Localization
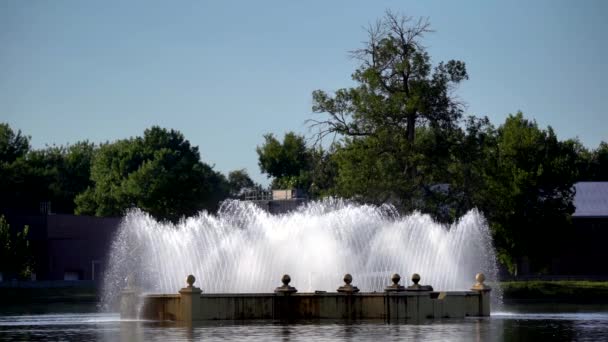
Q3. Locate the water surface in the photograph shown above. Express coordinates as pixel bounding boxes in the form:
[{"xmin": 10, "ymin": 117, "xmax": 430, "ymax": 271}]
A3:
[{"xmin": 1, "ymin": 304, "xmax": 607, "ymax": 341}]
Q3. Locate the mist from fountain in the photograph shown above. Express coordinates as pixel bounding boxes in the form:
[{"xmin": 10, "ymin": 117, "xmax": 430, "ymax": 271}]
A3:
[{"xmin": 101, "ymin": 198, "xmax": 500, "ymax": 308}]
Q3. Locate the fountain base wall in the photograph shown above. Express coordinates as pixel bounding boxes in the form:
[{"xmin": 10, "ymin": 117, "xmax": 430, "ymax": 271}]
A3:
[{"xmin": 127, "ymin": 290, "xmax": 491, "ymax": 322}]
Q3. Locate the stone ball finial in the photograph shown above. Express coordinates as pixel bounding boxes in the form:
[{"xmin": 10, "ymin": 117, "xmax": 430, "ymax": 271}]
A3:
[
  {"xmin": 282, "ymin": 274, "xmax": 291, "ymax": 286},
  {"xmin": 337, "ymin": 273, "xmax": 359, "ymax": 293},
  {"xmin": 411, "ymin": 273, "xmax": 421, "ymax": 285},
  {"xmin": 186, "ymin": 274, "xmax": 196, "ymax": 288},
  {"xmin": 471, "ymin": 272, "xmax": 491, "ymax": 291},
  {"xmin": 406, "ymin": 273, "xmax": 433, "ymax": 291},
  {"xmin": 385, "ymin": 273, "xmax": 405, "ymax": 292},
  {"xmin": 343, "ymin": 273, "xmax": 353, "ymax": 285},
  {"xmin": 275, "ymin": 274, "xmax": 297, "ymax": 293}
]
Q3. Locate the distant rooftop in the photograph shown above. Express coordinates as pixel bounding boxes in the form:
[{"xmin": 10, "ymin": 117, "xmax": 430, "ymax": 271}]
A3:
[{"xmin": 573, "ymin": 182, "xmax": 608, "ymax": 218}]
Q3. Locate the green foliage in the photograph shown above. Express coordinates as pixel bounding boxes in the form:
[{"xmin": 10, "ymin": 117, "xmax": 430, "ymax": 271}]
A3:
[
  {"xmin": 501, "ymin": 280, "xmax": 608, "ymax": 301},
  {"xmin": 578, "ymin": 141, "xmax": 608, "ymax": 181},
  {"xmin": 1, "ymin": 123, "xmax": 230, "ymax": 221},
  {"xmin": 446, "ymin": 117, "xmax": 502, "ymax": 221},
  {"xmin": 0, "ymin": 124, "xmax": 33, "ymax": 209},
  {"xmin": 228, "ymin": 169, "xmax": 261, "ymax": 197},
  {"xmin": 475, "ymin": 113, "xmax": 578, "ymax": 273},
  {"xmin": 0, "ymin": 123, "xmax": 30, "ymax": 163},
  {"xmin": 309, "ymin": 11, "xmax": 468, "ymax": 211},
  {"xmin": 593, "ymin": 142, "xmax": 608, "ymax": 180},
  {"xmin": 256, "ymin": 132, "xmax": 338, "ymax": 197},
  {"xmin": 324, "ymin": 110, "xmax": 579, "ymax": 273},
  {"xmin": 331, "ymin": 135, "xmax": 411, "ymax": 204},
  {"xmin": 0, "ymin": 215, "xmax": 34, "ymax": 279},
  {"xmin": 304, "ymin": 11, "xmax": 583, "ymax": 274},
  {"xmin": 1, "ymin": 123, "xmax": 96, "ymax": 213},
  {"xmin": 308, "ymin": 147, "xmax": 338, "ymax": 198},
  {"xmin": 257, "ymin": 133, "xmax": 311, "ymax": 179},
  {"xmin": 0, "ymin": 141, "xmax": 95, "ymax": 213},
  {"xmin": 256, "ymin": 132, "xmax": 313, "ymax": 190},
  {"xmin": 30, "ymin": 142, "xmax": 96, "ymax": 213},
  {"xmin": 75, "ymin": 126, "xmax": 228, "ymax": 222}
]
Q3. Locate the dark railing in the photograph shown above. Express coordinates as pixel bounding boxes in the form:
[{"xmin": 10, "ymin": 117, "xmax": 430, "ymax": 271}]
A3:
[
  {"xmin": 242, "ymin": 189, "xmax": 309, "ymax": 201},
  {"xmin": 242, "ymin": 190, "xmax": 273, "ymax": 201}
]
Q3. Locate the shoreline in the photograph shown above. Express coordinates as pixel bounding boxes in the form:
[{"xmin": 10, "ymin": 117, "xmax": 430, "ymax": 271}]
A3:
[
  {"xmin": 2, "ymin": 280, "xmax": 608, "ymax": 305},
  {"xmin": 0, "ymin": 286, "xmax": 99, "ymax": 304},
  {"xmin": 500, "ymin": 280, "xmax": 608, "ymax": 303}
]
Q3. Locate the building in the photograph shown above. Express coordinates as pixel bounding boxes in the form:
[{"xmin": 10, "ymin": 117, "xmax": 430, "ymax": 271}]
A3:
[
  {"xmin": 514, "ymin": 181, "xmax": 608, "ymax": 277},
  {"xmin": 244, "ymin": 188, "xmax": 309, "ymax": 214},
  {"xmin": 1, "ymin": 209, "xmax": 120, "ymax": 283},
  {"xmin": 558, "ymin": 182, "xmax": 608, "ymax": 275}
]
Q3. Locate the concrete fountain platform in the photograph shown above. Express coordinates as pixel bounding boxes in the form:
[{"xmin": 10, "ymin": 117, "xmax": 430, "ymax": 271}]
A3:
[{"xmin": 121, "ymin": 273, "xmax": 491, "ymax": 322}]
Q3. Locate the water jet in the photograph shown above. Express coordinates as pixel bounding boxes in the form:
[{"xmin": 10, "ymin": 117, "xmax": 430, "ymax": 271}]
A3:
[{"xmin": 105, "ymin": 199, "xmax": 498, "ymax": 321}]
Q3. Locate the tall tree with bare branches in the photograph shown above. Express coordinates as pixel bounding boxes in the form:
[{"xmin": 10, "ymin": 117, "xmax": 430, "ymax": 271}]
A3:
[{"xmin": 309, "ymin": 11, "xmax": 469, "ymax": 208}]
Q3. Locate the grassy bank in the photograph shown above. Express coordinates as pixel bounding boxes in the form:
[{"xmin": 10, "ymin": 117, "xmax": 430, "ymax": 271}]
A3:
[
  {"xmin": 0, "ymin": 286, "xmax": 99, "ymax": 304},
  {"xmin": 501, "ymin": 280, "xmax": 608, "ymax": 303}
]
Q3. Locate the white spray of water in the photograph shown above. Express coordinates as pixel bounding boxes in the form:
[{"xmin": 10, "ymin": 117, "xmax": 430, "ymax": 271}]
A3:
[{"xmin": 101, "ymin": 199, "xmax": 499, "ymax": 307}]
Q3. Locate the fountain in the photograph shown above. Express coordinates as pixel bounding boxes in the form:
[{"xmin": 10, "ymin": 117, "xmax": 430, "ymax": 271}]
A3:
[{"xmin": 103, "ymin": 198, "xmax": 499, "ymax": 321}]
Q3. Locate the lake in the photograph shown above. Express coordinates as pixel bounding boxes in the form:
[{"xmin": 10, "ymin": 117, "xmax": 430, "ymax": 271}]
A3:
[{"xmin": 0, "ymin": 303, "xmax": 607, "ymax": 341}]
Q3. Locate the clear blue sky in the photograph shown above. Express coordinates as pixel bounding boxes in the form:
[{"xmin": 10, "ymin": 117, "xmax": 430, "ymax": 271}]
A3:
[{"xmin": 1, "ymin": 0, "xmax": 606, "ymax": 185}]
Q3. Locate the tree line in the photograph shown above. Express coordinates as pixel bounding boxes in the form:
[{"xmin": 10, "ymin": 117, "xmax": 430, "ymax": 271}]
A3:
[
  {"xmin": 1, "ymin": 11, "xmax": 606, "ymax": 275},
  {"xmin": 255, "ymin": 12, "xmax": 607, "ymax": 274},
  {"xmin": 1, "ymin": 125, "xmax": 260, "ymax": 278},
  {"xmin": 0, "ymin": 125, "xmax": 260, "ymax": 221}
]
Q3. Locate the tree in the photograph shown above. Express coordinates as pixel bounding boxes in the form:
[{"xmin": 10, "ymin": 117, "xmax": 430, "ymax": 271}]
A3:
[
  {"xmin": 227, "ymin": 169, "xmax": 260, "ymax": 197},
  {"xmin": 568, "ymin": 139, "xmax": 593, "ymax": 181},
  {"xmin": 480, "ymin": 113, "xmax": 578, "ymax": 273},
  {"xmin": 308, "ymin": 147, "xmax": 339, "ymax": 198},
  {"xmin": 1, "ymin": 123, "xmax": 96, "ymax": 213},
  {"xmin": 0, "ymin": 123, "xmax": 30, "ymax": 163},
  {"xmin": 0, "ymin": 124, "xmax": 54, "ymax": 211},
  {"xmin": 586, "ymin": 141, "xmax": 608, "ymax": 181},
  {"xmin": 75, "ymin": 127, "xmax": 228, "ymax": 222},
  {"xmin": 25, "ymin": 142, "xmax": 96, "ymax": 213},
  {"xmin": 56, "ymin": 142, "xmax": 97, "ymax": 212},
  {"xmin": 256, "ymin": 132, "xmax": 312, "ymax": 190},
  {"xmin": 0, "ymin": 124, "xmax": 32, "ymax": 210},
  {"xmin": 0, "ymin": 215, "xmax": 34, "ymax": 279},
  {"xmin": 423, "ymin": 116, "xmax": 498, "ymax": 222},
  {"xmin": 308, "ymin": 11, "xmax": 468, "ymax": 209}
]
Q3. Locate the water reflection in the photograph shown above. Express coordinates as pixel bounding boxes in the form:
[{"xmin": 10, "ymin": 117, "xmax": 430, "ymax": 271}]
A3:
[{"xmin": 1, "ymin": 305, "xmax": 607, "ymax": 341}]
